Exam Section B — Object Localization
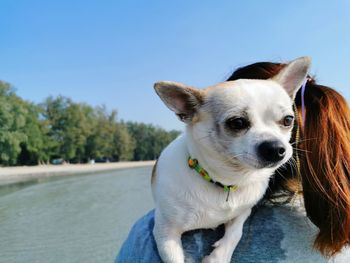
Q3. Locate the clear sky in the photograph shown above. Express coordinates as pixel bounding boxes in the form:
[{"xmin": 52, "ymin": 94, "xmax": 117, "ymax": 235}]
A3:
[{"xmin": 1, "ymin": 0, "xmax": 350, "ymax": 131}]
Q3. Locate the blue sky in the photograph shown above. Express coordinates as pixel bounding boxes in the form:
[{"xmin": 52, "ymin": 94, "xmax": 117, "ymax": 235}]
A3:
[{"xmin": 1, "ymin": 1, "xmax": 350, "ymax": 130}]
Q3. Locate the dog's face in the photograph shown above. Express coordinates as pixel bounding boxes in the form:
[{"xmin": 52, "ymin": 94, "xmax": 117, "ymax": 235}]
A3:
[
  {"xmin": 198, "ymin": 79, "xmax": 296, "ymax": 170},
  {"xmin": 155, "ymin": 57, "xmax": 311, "ymax": 171}
]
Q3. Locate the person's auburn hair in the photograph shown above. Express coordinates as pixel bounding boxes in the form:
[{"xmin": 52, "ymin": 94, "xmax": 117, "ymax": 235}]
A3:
[{"xmin": 227, "ymin": 62, "xmax": 350, "ymax": 256}]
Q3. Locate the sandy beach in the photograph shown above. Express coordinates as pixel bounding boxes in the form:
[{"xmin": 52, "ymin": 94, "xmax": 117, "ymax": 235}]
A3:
[{"xmin": 0, "ymin": 161, "xmax": 155, "ymax": 186}]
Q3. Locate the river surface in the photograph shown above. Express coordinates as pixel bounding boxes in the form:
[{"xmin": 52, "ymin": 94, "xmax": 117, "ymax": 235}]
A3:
[{"xmin": 0, "ymin": 166, "xmax": 154, "ymax": 263}]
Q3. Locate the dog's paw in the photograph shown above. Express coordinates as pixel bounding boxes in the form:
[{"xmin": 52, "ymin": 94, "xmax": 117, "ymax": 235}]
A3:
[
  {"xmin": 201, "ymin": 254, "xmax": 223, "ymax": 263},
  {"xmin": 201, "ymin": 255, "xmax": 217, "ymax": 263},
  {"xmin": 201, "ymin": 245, "xmax": 231, "ymax": 263}
]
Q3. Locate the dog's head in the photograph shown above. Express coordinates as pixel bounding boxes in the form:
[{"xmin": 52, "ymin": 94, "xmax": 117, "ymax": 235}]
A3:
[{"xmin": 155, "ymin": 57, "xmax": 311, "ymax": 171}]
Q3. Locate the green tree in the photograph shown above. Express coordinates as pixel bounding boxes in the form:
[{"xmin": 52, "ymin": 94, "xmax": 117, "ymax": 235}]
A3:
[
  {"xmin": 0, "ymin": 81, "xmax": 27, "ymax": 165},
  {"xmin": 41, "ymin": 96, "xmax": 94, "ymax": 163},
  {"xmin": 114, "ymin": 122, "xmax": 135, "ymax": 161},
  {"xmin": 85, "ymin": 107, "xmax": 135, "ymax": 162},
  {"xmin": 17, "ymin": 103, "xmax": 52, "ymax": 165},
  {"xmin": 85, "ymin": 106, "xmax": 117, "ymax": 161},
  {"xmin": 126, "ymin": 122, "xmax": 180, "ymax": 160}
]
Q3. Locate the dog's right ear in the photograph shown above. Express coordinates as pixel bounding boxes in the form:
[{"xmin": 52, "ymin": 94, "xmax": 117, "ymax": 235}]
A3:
[
  {"xmin": 154, "ymin": 81, "xmax": 204, "ymax": 123},
  {"xmin": 272, "ymin": 56, "xmax": 311, "ymax": 100}
]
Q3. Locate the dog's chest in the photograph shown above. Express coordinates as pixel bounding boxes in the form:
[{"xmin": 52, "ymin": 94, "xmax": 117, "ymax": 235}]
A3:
[{"xmin": 181, "ymin": 183, "xmax": 266, "ymax": 230}]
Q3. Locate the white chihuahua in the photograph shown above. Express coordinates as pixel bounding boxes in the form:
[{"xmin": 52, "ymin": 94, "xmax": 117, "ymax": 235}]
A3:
[{"xmin": 152, "ymin": 57, "xmax": 311, "ymax": 263}]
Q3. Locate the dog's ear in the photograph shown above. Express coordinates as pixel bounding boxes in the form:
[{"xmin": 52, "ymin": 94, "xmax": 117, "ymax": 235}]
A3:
[
  {"xmin": 154, "ymin": 81, "xmax": 204, "ymax": 123},
  {"xmin": 273, "ymin": 56, "xmax": 311, "ymax": 99}
]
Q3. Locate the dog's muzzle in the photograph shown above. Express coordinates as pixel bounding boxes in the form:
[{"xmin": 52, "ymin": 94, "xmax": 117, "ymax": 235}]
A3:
[{"xmin": 257, "ymin": 140, "xmax": 286, "ymax": 165}]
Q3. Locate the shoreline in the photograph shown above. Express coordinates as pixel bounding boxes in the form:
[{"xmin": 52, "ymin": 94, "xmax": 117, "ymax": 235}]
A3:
[{"xmin": 0, "ymin": 161, "xmax": 155, "ymax": 186}]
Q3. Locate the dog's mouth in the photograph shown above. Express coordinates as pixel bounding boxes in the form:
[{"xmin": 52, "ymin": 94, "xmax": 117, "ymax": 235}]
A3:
[
  {"xmin": 255, "ymin": 160, "xmax": 283, "ymax": 169},
  {"xmin": 233, "ymin": 153, "xmax": 286, "ymax": 170}
]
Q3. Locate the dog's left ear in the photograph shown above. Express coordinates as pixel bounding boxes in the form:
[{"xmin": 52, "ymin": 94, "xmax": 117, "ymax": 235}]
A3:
[
  {"xmin": 154, "ymin": 81, "xmax": 204, "ymax": 123},
  {"xmin": 273, "ymin": 56, "xmax": 311, "ymax": 99}
]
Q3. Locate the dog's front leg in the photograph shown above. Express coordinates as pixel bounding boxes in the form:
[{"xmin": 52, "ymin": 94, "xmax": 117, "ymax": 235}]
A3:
[
  {"xmin": 153, "ymin": 216, "xmax": 185, "ymax": 263},
  {"xmin": 202, "ymin": 209, "xmax": 252, "ymax": 263}
]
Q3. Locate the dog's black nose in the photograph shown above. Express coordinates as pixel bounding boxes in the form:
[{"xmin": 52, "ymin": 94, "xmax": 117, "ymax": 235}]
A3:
[{"xmin": 257, "ymin": 140, "xmax": 286, "ymax": 163}]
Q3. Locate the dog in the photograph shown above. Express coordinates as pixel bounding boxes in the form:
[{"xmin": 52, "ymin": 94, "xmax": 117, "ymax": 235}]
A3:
[{"xmin": 151, "ymin": 57, "xmax": 311, "ymax": 263}]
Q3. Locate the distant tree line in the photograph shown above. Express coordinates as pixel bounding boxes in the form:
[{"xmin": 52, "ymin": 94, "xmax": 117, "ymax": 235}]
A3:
[{"xmin": 0, "ymin": 81, "xmax": 181, "ymax": 166}]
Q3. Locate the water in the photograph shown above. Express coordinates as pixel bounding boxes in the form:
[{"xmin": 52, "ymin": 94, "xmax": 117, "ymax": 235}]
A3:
[{"xmin": 0, "ymin": 166, "xmax": 154, "ymax": 263}]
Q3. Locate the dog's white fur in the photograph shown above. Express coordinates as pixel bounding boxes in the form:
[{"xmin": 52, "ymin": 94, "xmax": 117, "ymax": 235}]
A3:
[{"xmin": 152, "ymin": 57, "xmax": 311, "ymax": 263}]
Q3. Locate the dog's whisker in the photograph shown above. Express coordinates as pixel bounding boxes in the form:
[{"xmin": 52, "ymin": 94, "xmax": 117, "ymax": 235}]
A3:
[
  {"xmin": 288, "ymin": 158, "xmax": 299, "ymax": 173},
  {"xmin": 275, "ymin": 169, "xmax": 288, "ymax": 181},
  {"xmin": 290, "ymin": 137, "xmax": 317, "ymax": 146},
  {"xmin": 292, "ymin": 147, "xmax": 311, "ymax": 153}
]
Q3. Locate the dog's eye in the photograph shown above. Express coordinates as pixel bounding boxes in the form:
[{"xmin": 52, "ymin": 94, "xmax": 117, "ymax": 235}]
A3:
[
  {"xmin": 225, "ymin": 117, "xmax": 250, "ymax": 131},
  {"xmin": 283, "ymin": 115, "xmax": 294, "ymax": 127}
]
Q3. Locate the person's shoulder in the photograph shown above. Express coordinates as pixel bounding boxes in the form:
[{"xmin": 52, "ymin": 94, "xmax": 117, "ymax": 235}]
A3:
[
  {"xmin": 116, "ymin": 210, "xmax": 162, "ymax": 263},
  {"xmin": 116, "ymin": 205, "xmax": 349, "ymax": 263},
  {"xmin": 252, "ymin": 203, "xmax": 349, "ymax": 263}
]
